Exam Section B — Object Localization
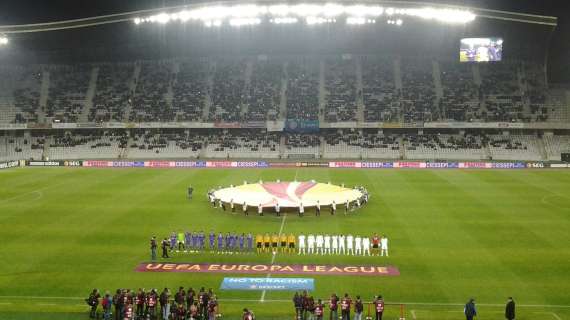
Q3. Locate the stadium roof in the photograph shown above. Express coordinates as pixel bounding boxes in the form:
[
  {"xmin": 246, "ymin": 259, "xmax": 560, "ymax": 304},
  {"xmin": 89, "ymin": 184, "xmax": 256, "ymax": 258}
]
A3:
[{"xmin": 0, "ymin": 0, "xmax": 557, "ymax": 34}]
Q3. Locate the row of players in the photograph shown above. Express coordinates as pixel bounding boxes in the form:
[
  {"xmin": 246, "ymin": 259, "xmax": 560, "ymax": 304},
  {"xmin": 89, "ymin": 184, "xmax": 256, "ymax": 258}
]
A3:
[
  {"xmin": 297, "ymin": 233, "xmax": 388, "ymax": 256},
  {"xmin": 151, "ymin": 232, "xmax": 389, "ymax": 258}
]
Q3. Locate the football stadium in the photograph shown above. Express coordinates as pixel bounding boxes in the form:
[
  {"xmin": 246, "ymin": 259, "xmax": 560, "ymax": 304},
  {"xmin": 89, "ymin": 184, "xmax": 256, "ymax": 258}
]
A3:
[{"xmin": 0, "ymin": 1, "xmax": 569, "ymax": 320}]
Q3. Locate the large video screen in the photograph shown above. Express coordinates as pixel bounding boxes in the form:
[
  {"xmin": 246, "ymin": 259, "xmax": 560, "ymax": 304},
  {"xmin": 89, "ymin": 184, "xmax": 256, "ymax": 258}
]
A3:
[{"xmin": 460, "ymin": 37, "xmax": 503, "ymax": 62}]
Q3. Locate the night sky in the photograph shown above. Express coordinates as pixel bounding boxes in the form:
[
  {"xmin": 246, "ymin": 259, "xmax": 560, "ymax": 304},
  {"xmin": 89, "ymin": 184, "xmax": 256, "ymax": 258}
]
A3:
[{"xmin": 1, "ymin": 0, "xmax": 569, "ymax": 81}]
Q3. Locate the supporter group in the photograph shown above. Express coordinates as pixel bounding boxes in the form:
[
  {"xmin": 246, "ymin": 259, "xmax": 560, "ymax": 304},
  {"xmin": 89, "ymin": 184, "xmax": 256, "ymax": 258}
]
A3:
[{"xmin": 85, "ymin": 286, "xmax": 388, "ymax": 320}]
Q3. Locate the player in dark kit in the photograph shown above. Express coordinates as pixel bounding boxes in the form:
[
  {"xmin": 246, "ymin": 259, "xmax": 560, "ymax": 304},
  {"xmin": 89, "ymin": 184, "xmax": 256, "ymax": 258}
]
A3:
[
  {"xmin": 161, "ymin": 238, "xmax": 169, "ymax": 258},
  {"xmin": 207, "ymin": 295, "xmax": 218, "ymax": 320},
  {"xmin": 175, "ymin": 287, "xmax": 186, "ymax": 308},
  {"xmin": 146, "ymin": 289, "xmax": 158, "ymax": 320},
  {"xmin": 87, "ymin": 288, "xmax": 100, "ymax": 319},
  {"xmin": 135, "ymin": 288, "xmax": 146, "ymax": 319},
  {"xmin": 315, "ymin": 299, "xmax": 325, "ymax": 320},
  {"xmin": 175, "ymin": 303, "xmax": 186, "ymax": 320},
  {"xmin": 209, "ymin": 231, "xmax": 215, "ymax": 251},
  {"xmin": 242, "ymin": 308, "xmax": 254, "ymax": 320},
  {"xmin": 247, "ymin": 233, "xmax": 253, "ymax": 252},
  {"xmin": 340, "ymin": 293, "xmax": 351, "ymax": 320},
  {"xmin": 217, "ymin": 232, "xmax": 224, "ymax": 253},
  {"xmin": 123, "ymin": 303, "xmax": 134, "ymax": 320},
  {"xmin": 239, "ymin": 233, "xmax": 245, "ymax": 252},
  {"xmin": 197, "ymin": 288, "xmax": 207, "ymax": 318},
  {"xmin": 186, "ymin": 287, "xmax": 195, "ymax": 311},
  {"xmin": 374, "ymin": 295, "xmax": 384, "ymax": 320},
  {"xmin": 329, "ymin": 293, "xmax": 339, "ymax": 320}
]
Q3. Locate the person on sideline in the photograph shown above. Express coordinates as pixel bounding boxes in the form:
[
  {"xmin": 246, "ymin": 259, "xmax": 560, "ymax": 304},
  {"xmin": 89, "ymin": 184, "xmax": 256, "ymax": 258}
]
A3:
[
  {"xmin": 150, "ymin": 236, "xmax": 157, "ymax": 261},
  {"xmin": 464, "ymin": 298, "xmax": 477, "ymax": 320},
  {"xmin": 505, "ymin": 297, "xmax": 515, "ymax": 320}
]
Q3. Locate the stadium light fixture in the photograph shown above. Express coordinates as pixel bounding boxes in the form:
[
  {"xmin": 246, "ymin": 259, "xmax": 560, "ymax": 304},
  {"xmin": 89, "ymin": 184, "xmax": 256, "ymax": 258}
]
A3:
[
  {"xmin": 0, "ymin": 36, "xmax": 8, "ymax": 45},
  {"xmin": 133, "ymin": 3, "xmax": 475, "ymax": 26},
  {"xmin": 346, "ymin": 17, "xmax": 366, "ymax": 25},
  {"xmin": 396, "ymin": 19, "xmax": 403, "ymax": 26}
]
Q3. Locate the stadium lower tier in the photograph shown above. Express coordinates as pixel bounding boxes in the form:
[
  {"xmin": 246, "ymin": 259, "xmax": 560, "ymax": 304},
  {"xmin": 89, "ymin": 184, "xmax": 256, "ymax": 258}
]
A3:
[{"xmin": 1, "ymin": 128, "xmax": 570, "ymax": 162}]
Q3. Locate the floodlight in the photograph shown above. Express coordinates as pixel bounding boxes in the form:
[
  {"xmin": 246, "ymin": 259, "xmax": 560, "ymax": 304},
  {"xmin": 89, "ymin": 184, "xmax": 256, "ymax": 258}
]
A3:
[{"xmin": 0, "ymin": 37, "xmax": 8, "ymax": 45}]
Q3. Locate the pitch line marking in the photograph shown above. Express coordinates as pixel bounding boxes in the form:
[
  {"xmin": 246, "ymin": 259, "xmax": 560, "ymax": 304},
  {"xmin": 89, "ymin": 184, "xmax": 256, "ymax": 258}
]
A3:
[
  {"xmin": 535, "ymin": 312, "xmax": 564, "ymax": 320},
  {"xmin": 411, "ymin": 309, "xmax": 417, "ymax": 319},
  {"xmin": 260, "ymin": 213, "xmax": 287, "ymax": 303},
  {"xmin": 551, "ymin": 312, "xmax": 562, "ymax": 320}
]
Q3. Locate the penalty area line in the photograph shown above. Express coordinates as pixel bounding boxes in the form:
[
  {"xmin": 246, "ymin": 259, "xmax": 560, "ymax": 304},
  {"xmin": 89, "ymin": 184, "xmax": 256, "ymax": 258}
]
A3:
[{"xmin": 259, "ymin": 213, "xmax": 287, "ymax": 303}]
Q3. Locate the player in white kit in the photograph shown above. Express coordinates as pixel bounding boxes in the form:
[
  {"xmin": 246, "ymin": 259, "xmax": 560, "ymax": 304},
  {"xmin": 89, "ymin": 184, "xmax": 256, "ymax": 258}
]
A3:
[
  {"xmin": 362, "ymin": 236, "xmax": 371, "ymax": 256},
  {"xmin": 331, "ymin": 235, "xmax": 338, "ymax": 254},
  {"xmin": 316, "ymin": 234, "xmax": 324, "ymax": 255},
  {"xmin": 298, "ymin": 233, "xmax": 306, "ymax": 255},
  {"xmin": 338, "ymin": 234, "xmax": 346, "ymax": 255},
  {"xmin": 307, "ymin": 234, "xmax": 315, "ymax": 254},
  {"xmin": 346, "ymin": 234, "xmax": 354, "ymax": 255},
  {"xmin": 324, "ymin": 234, "xmax": 331, "ymax": 254},
  {"xmin": 355, "ymin": 236, "xmax": 362, "ymax": 255},
  {"xmin": 381, "ymin": 235, "xmax": 389, "ymax": 257}
]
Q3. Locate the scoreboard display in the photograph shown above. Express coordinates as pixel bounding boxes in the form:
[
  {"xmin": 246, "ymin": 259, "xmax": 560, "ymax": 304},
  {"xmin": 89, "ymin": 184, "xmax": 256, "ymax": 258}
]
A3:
[{"xmin": 460, "ymin": 37, "xmax": 503, "ymax": 62}]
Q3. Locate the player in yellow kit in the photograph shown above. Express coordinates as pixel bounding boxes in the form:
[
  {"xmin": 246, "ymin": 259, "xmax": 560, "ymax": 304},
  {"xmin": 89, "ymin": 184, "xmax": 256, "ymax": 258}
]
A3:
[
  {"xmin": 271, "ymin": 233, "xmax": 279, "ymax": 253},
  {"xmin": 280, "ymin": 233, "xmax": 287, "ymax": 253},
  {"xmin": 256, "ymin": 234, "xmax": 263, "ymax": 253},
  {"xmin": 263, "ymin": 233, "xmax": 271, "ymax": 253},
  {"xmin": 288, "ymin": 233, "xmax": 296, "ymax": 254}
]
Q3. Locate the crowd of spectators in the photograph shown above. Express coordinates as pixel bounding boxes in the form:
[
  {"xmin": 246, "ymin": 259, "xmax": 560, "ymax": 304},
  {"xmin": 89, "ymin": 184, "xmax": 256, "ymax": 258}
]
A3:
[
  {"xmin": 131, "ymin": 62, "xmax": 174, "ymax": 122},
  {"xmin": 286, "ymin": 59, "xmax": 319, "ymax": 120},
  {"xmin": 362, "ymin": 57, "xmax": 400, "ymax": 122},
  {"xmin": 207, "ymin": 130, "xmax": 279, "ymax": 153},
  {"xmin": 46, "ymin": 65, "xmax": 91, "ymax": 122},
  {"xmin": 400, "ymin": 59, "xmax": 438, "ymax": 123},
  {"xmin": 209, "ymin": 60, "xmax": 246, "ymax": 122},
  {"xmin": 172, "ymin": 61, "xmax": 209, "ymax": 122},
  {"xmin": 0, "ymin": 57, "xmax": 565, "ymax": 125},
  {"xmin": 245, "ymin": 60, "xmax": 283, "ymax": 121},
  {"xmin": 12, "ymin": 68, "xmax": 42, "ymax": 124},
  {"xmin": 440, "ymin": 62, "xmax": 481, "ymax": 122},
  {"xmin": 90, "ymin": 64, "xmax": 133, "ymax": 122},
  {"xmin": 325, "ymin": 58, "xmax": 358, "ymax": 122},
  {"xmin": 324, "ymin": 130, "xmax": 399, "ymax": 150}
]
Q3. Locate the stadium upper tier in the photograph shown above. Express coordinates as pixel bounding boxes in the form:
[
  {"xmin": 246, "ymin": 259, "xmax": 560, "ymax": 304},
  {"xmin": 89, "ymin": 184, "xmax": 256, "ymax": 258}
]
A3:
[
  {"xmin": 0, "ymin": 56, "xmax": 567, "ymax": 126},
  {"xmin": 1, "ymin": 129, "xmax": 569, "ymax": 162}
]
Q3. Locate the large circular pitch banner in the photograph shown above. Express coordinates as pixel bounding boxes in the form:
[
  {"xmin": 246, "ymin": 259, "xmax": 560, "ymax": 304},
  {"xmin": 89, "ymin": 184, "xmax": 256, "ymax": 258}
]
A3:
[{"xmin": 212, "ymin": 181, "xmax": 364, "ymax": 208}]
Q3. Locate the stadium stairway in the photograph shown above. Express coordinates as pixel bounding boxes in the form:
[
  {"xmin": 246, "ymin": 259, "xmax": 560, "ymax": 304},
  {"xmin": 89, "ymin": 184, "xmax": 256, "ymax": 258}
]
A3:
[
  {"xmin": 240, "ymin": 60, "xmax": 254, "ymax": 118},
  {"xmin": 279, "ymin": 61, "xmax": 288, "ymax": 120},
  {"xmin": 165, "ymin": 62, "xmax": 175, "ymax": 111},
  {"xmin": 399, "ymin": 136, "xmax": 406, "ymax": 160},
  {"xmin": 355, "ymin": 57, "xmax": 365, "ymax": 122},
  {"xmin": 38, "ymin": 71, "xmax": 50, "ymax": 123},
  {"xmin": 80, "ymin": 66, "xmax": 99, "ymax": 123},
  {"xmin": 432, "ymin": 61, "xmax": 444, "ymax": 117},
  {"xmin": 123, "ymin": 63, "xmax": 141, "ymax": 121},
  {"xmin": 537, "ymin": 137, "xmax": 548, "ymax": 160},
  {"xmin": 279, "ymin": 135, "xmax": 286, "ymax": 159},
  {"xmin": 202, "ymin": 60, "xmax": 215, "ymax": 121},
  {"xmin": 318, "ymin": 60, "xmax": 326, "ymax": 123},
  {"xmin": 394, "ymin": 57, "xmax": 403, "ymax": 91}
]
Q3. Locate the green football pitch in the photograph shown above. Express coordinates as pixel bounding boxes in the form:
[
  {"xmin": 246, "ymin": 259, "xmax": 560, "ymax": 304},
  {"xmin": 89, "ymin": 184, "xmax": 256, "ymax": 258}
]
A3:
[{"xmin": 0, "ymin": 167, "xmax": 569, "ymax": 320}]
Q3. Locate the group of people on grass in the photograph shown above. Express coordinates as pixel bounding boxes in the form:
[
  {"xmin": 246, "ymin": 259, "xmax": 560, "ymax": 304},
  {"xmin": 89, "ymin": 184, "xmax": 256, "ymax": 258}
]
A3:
[
  {"xmin": 87, "ymin": 287, "xmax": 219, "ymax": 320},
  {"xmin": 149, "ymin": 232, "xmax": 389, "ymax": 260},
  {"xmin": 292, "ymin": 291, "xmax": 385, "ymax": 320}
]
